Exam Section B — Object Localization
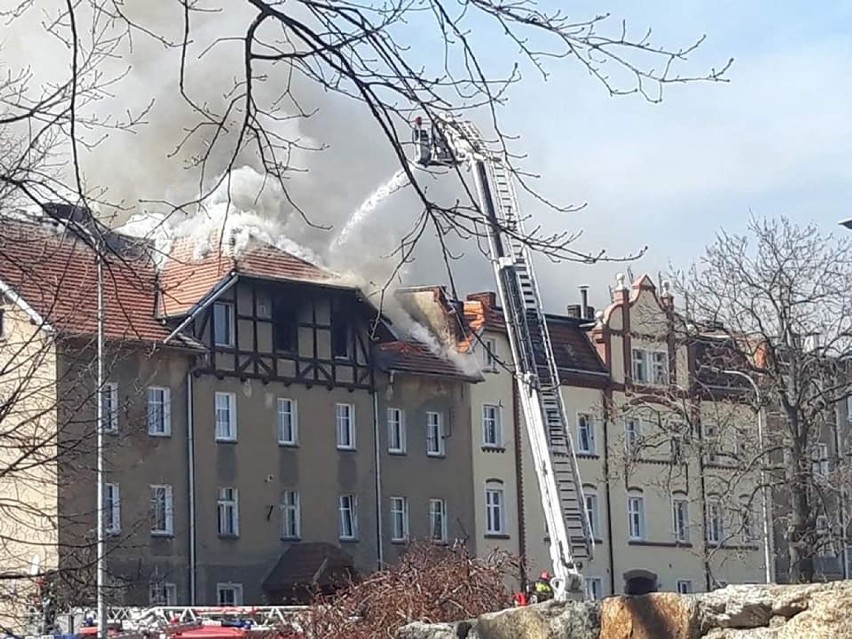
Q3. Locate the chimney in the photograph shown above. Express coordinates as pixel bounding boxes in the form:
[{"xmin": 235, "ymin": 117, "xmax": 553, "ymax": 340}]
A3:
[
  {"xmin": 565, "ymin": 304, "xmax": 582, "ymax": 318},
  {"xmin": 579, "ymin": 286, "xmax": 590, "ymax": 319},
  {"xmin": 466, "ymin": 291, "xmax": 497, "ymax": 308}
]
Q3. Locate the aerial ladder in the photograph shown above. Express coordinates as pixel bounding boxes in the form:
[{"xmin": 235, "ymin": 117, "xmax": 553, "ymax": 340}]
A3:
[{"xmin": 412, "ymin": 115, "xmax": 594, "ymax": 599}]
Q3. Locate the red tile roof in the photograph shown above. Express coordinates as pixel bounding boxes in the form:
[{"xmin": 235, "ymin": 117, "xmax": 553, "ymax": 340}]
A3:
[
  {"xmin": 374, "ymin": 341, "xmax": 481, "ymax": 381},
  {"xmin": 159, "ymin": 233, "xmax": 335, "ymax": 317},
  {"xmin": 0, "ymin": 219, "xmax": 197, "ymax": 346}
]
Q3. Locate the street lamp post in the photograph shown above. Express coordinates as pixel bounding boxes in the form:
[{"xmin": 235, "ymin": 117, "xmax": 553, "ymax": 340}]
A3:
[{"xmin": 723, "ymin": 369, "xmax": 774, "ymax": 583}]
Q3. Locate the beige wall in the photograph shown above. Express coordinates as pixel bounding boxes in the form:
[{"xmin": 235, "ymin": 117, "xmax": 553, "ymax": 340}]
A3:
[
  {"xmin": 0, "ymin": 302, "xmax": 59, "ymax": 627},
  {"xmin": 468, "ymin": 330, "xmax": 520, "ymax": 570}
]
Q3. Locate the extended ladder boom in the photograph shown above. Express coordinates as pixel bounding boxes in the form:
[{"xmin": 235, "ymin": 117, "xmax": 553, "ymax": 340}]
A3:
[{"xmin": 412, "ymin": 116, "xmax": 594, "ymax": 598}]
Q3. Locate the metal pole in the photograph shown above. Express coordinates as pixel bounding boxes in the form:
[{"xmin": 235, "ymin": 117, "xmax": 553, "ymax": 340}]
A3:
[
  {"xmin": 95, "ymin": 238, "xmax": 107, "ymax": 638},
  {"xmin": 724, "ymin": 369, "xmax": 774, "ymax": 583}
]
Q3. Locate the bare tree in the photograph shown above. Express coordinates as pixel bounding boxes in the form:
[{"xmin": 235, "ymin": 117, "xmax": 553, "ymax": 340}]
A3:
[{"xmin": 674, "ymin": 216, "xmax": 852, "ymax": 583}]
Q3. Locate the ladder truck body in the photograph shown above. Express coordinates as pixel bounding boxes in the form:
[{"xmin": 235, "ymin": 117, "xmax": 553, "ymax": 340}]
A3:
[{"xmin": 412, "ymin": 116, "xmax": 595, "ymax": 599}]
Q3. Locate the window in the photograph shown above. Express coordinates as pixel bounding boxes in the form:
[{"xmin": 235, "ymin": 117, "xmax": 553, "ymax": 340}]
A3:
[
  {"xmin": 272, "ymin": 303, "xmax": 298, "ymax": 352},
  {"xmin": 429, "ymin": 498, "xmax": 448, "ymax": 542},
  {"xmin": 631, "ymin": 349, "xmax": 647, "ymax": 383},
  {"xmin": 584, "ymin": 490, "xmax": 599, "ymax": 538},
  {"xmin": 339, "ymin": 494, "xmax": 358, "ymax": 540},
  {"xmin": 331, "ymin": 313, "xmax": 351, "ymax": 359},
  {"xmin": 105, "ymin": 483, "xmax": 121, "ymax": 534},
  {"xmin": 671, "ymin": 434, "xmax": 684, "ymax": 463},
  {"xmin": 482, "ymin": 337, "xmax": 497, "ymax": 371},
  {"xmin": 215, "ymin": 392, "xmax": 237, "ymax": 442},
  {"xmin": 482, "ymin": 404, "xmax": 502, "ymax": 447},
  {"xmin": 101, "ymin": 382, "xmax": 118, "ymax": 433},
  {"xmin": 676, "ymin": 580, "xmax": 693, "ymax": 594},
  {"xmin": 147, "ymin": 387, "xmax": 171, "ymax": 436},
  {"xmin": 149, "ymin": 582, "xmax": 177, "ymax": 606},
  {"xmin": 741, "ymin": 505, "xmax": 756, "ymax": 542},
  {"xmin": 390, "ymin": 496, "xmax": 409, "ymax": 542},
  {"xmin": 336, "ymin": 403, "xmax": 356, "ymax": 450},
  {"xmin": 277, "ymin": 398, "xmax": 298, "ymax": 446},
  {"xmin": 485, "ymin": 483, "xmax": 506, "ymax": 535},
  {"xmin": 213, "ymin": 302, "xmax": 234, "ymax": 347},
  {"xmin": 150, "ymin": 485, "xmax": 174, "ymax": 536},
  {"xmin": 651, "ymin": 351, "xmax": 669, "ymax": 384},
  {"xmin": 217, "ymin": 487, "xmax": 239, "ymax": 537},
  {"xmin": 847, "ymin": 396, "xmax": 852, "ymax": 421},
  {"xmin": 216, "ymin": 583, "xmax": 243, "ymax": 606},
  {"xmin": 426, "ymin": 412, "xmax": 445, "ymax": 456},
  {"xmin": 624, "ymin": 419, "xmax": 640, "ymax": 453},
  {"xmin": 584, "ymin": 577, "xmax": 603, "ymax": 601},
  {"xmin": 672, "ymin": 498, "xmax": 689, "ymax": 542},
  {"xmin": 706, "ymin": 498, "xmax": 723, "ymax": 545},
  {"xmin": 627, "ymin": 495, "xmax": 645, "ymax": 541},
  {"xmin": 703, "ymin": 423, "xmax": 718, "ymax": 463},
  {"xmin": 577, "ymin": 414, "xmax": 595, "ymax": 454},
  {"xmin": 813, "ymin": 443, "xmax": 829, "ymax": 477},
  {"xmin": 387, "ymin": 408, "xmax": 406, "ymax": 454},
  {"xmin": 280, "ymin": 490, "xmax": 300, "ymax": 540},
  {"xmin": 816, "ymin": 516, "xmax": 833, "ymax": 557}
]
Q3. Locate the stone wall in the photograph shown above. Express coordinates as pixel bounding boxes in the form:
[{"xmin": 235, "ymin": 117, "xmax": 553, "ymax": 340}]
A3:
[{"xmin": 396, "ymin": 581, "xmax": 852, "ymax": 639}]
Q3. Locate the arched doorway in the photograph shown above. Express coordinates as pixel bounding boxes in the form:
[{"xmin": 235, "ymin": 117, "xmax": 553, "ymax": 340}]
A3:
[{"xmin": 623, "ymin": 569, "xmax": 658, "ymax": 595}]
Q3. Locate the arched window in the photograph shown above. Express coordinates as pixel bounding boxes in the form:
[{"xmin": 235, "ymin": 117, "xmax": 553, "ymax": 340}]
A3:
[
  {"xmin": 485, "ymin": 480, "xmax": 506, "ymax": 535},
  {"xmin": 627, "ymin": 489, "xmax": 645, "ymax": 541}
]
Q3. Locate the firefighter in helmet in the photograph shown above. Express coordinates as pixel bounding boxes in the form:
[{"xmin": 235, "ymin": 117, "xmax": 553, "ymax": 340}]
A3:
[{"xmin": 528, "ymin": 570, "xmax": 554, "ymax": 603}]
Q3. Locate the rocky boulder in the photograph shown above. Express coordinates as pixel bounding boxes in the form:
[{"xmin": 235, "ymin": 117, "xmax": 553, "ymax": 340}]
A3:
[{"xmin": 395, "ymin": 581, "xmax": 852, "ymax": 639}]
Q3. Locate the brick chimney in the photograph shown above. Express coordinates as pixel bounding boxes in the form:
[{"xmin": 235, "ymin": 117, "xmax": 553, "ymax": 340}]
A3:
[{"xmin": 466, "ymin": 291, "xmax": 497, "ymax": 308}]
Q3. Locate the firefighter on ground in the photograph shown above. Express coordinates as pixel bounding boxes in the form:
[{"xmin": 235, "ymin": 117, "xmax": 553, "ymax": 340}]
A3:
[{"xmin": 528, "ymin": 571, "xmax": 554, "ymax": 603}]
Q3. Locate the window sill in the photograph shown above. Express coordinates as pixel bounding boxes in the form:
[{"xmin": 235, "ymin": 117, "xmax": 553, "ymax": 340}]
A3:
[
  {"xmin": 218, "ymin": 534, "xmax": 240, "ymax": 540},
  {"xmin": 339, "ymin": 537, "xmax": 359, "ymax": 543},
  {"xmin": 628, "ymin": 540, "xmax": 693, "ymax": 548},
  {"xmin": 151, "ymin": 532, "xmax": 174, "ymax": 539},
  {"xmin": 280, "ymin": 536, "xmax": 301, "ymax": 542},
  {"xmin": 388, "ymin": 450, "xmax": 407, "ymax": 456},
  {"xmin": 427, "ymin": 453, "xmax": 446, "ymax": 459},
  {"xmin": 337, "ymin": 446, "xmax": 357, "ymax": 452},
  {"xmin": 484, "ymin": 533, "xmax": 510, "ymax": 540},
  {"xmin": 216, "ymin": 438, "xmax": 238, "ymax": 444},
  {"xmin": 390, "ymin": 538, "xmax": 409, "ymax": 545},
  {"xmin": 577, "ymin": 452, "xmax": 600, "ymax": 459},
  {"xmin": 430, "ymin": 539, "xmax": 449, "ymax": 546},
  {"xmin": 481, "ymin": 445, "xmax": 506, "ymax": 453},
  {"xmin": 148, "ymin": 432, "xmax": 172, "ymax": 438},
  {"xmin": 278, "ymin": 442, "xmax": 299, "ymax": 448}
]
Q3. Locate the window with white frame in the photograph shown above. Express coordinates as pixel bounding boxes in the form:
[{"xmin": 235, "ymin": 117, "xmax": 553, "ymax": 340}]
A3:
[
  {"xmin": 387, "ymin": 408, "xmax": 406, "ymax": 454},
  {"xmin": 485, "ymin": 482, "xmax": 506, "ymax": 535},
  {"xmin": 147, "ymin": 387, "xmax": 171, "ymax": 436},
  {"xmin": 706, "ymin": 498, "xmax": 723, "ymax": 545},
  {"xmin": 813, "ymin": 442, "xmax": 829, "ymax": 477},
  {"xmin": 429, "ymin": 498, "xmax": 448, "ymax": 542},
  {"xmin": 482, "ymin": 337, "xmax": 497, "ymax": 371},
  {"xmin": 672, "ymin": 498, "xmax": 689, "ymax": 542},
  {"xmin": 703, "ymin": 423, "xmax": 719, "ymax": 463},
  {"xmin": 390, "ymin": 496, "xmax": 409, "ymax": 542},
  {"xmin": 217, "ymin": 487, "xmax": 239, "ymax": 537},
  {"xmin": 577, "ymin": 414, "xmax": 595, "ymax": 454},
  {"xmin": 339, "ymin": 494, "xmax": 358, "ymax": 540},
  {"xmin": 847, "ymin": 396, "xmax": 852, "ymax": 421},
  {"xmin": 105, "ymin": 483, "xmax": 121, "ymax": 534},
  {"xmin": 216, "ymin": 583, "xmax": 243, "ymax": 606},
  {"xmin": 215, "ymin": 392, "xmax": 237, "ymax": 441},
  {"xmin": 426, "ymin": 412, "xmax": 445, "ymax": 456},
  {"xmin": 150, "ymin": 485, "xmax": 174, "ymax": 536},
  {"xmin": 624, "ymin": 418, "xmax": 640, "ymax": 453},
  {"xmin": 213, "ymin": 302, "xmax": 234, "ymax": 347},
  {"xmin": 584, "ymin": 489, "xmax": 599, "ymax": 538},
  {"xmin": 676, "ymin": 580, "xmax": 693, "ymax": 594},
  {"xmin": 280, "ymin": 490, "xmax": 300, "ymax": 539},
  {"xmin": 631, "ymin": 349, "xmax": 647, "ymax": 383},
  {"xmin": 336, "ymin": 403, "xmax": 356, "ymax": 450},
  {"xmin": 149, "ymin": 582, "xmax": 177, "ymax": 606},
  {"xmin": 482, "ymin": 404, "xmax": 502, "ymax": 447},
  {"xmin": 627, "ymin": 494, "xmax": 645, "ymax": 541},
  {"xmin": 277, "ymin": 398, "xmax": 298, "ymax": 446},
  {"xmin": 651, "ymin": 351, "xmax": 669, "ymax": 384},
  {"xmin": 101, "ymin": 382, "xmax": 118, "ymax": 433},
  {"xmin": 584, "ymin": 577, "xmax": 603, "ymax": 601}
]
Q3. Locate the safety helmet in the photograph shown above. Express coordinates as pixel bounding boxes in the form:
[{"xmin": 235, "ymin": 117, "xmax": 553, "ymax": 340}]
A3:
[{"xmin": 540, "ymin": 570, "xmax": 551, "ymax": 580}]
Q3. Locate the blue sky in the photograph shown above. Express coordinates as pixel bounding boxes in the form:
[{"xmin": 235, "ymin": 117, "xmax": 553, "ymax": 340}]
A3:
[{"xmin": 428, "ymin": 1, "xmax": 852, "ymax": 310}]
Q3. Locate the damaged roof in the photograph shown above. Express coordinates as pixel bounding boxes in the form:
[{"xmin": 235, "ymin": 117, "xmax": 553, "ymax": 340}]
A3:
[
  {"xmin": 0, "ymin": 219, "xmax": 200, "ymax": 348},
  {"xmin": 374, "ymin": 341, "xmax": 482, "ymax": 382}
]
